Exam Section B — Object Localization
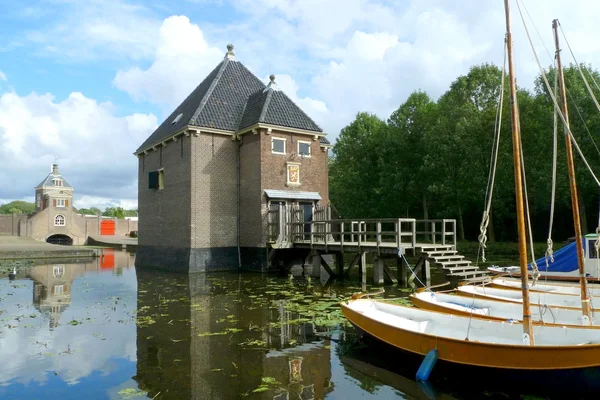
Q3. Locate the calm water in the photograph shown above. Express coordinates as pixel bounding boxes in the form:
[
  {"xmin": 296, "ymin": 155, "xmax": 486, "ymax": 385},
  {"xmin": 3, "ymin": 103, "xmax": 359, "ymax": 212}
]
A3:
[{"xmin": 0, "ymin": 251, "xmax": 591, "ymax": 399}]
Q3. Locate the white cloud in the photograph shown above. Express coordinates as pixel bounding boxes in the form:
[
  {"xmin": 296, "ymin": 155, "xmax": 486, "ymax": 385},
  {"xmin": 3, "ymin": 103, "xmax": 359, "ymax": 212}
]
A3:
[
  {"xmin": 0, "ymin": 90, "xmax": 156, "ymax": 207},
  {"xmin": 113, "ymin": 15, "xmax": 224, "ymax": 110},
  {"xmin": 0, "ymin": 71, "xmax": 6, "ymax": 81},
  {"xmin": 23, "ymin": 0, "xmax": 161, "ymax": 61}
]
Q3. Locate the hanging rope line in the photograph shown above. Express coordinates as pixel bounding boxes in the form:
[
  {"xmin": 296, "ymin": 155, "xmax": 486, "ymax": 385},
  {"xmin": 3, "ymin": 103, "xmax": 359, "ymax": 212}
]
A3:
[
  {"xmin": 514, "ymin": 89, "xmax": 540, "ymax": 283},
  {"xmin": 558, "ymin": 21, "xmax": 600, "ymax": 118},
  {"xmin": 477, "ymin": 39, "xmax": 507, "ymax": 264},
  {"xmin": 515, "ymin": 0, "xmax": 600, "ymax": 188},
  {"xmin": 546, "ymin": 63, "xmax": 558, "ymax": 269}
]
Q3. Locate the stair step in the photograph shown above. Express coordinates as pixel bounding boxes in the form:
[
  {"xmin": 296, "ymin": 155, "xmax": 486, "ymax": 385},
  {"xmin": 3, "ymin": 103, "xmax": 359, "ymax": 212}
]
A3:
[
  {"xmin": 439, "ymin": 260, "xmax": 472, "ymax": 267},
  {"xmin": 449, "ymin": 270, "xmax": 488, "ymax": 278},
  {"xmin": 432, "ymin": 255, "xmax": 464, "ymax": 261},
  {"xmin": 443, "ymin": 266, "xmax": 479, "ymax": 273},
  {"xmin": 423, "ymin": 250, "xmax": 457, "ymax": 256},
  {"xmin": 420, "ymin": 246, "xmax": 454, "ymax": 253}
]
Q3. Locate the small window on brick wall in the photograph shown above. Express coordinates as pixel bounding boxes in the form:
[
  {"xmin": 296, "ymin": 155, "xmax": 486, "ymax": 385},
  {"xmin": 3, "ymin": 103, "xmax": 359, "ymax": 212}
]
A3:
[
  {"xmin": 298, "ymin": 141, "xmax": 311, "ymax": 158},
  {"xmin": 149, "ymin": 170, "xmax": 165, "ymax": 190},
  {"xmin": 272, "ymin": 137, "xmax": 286, "ymax": 154}
]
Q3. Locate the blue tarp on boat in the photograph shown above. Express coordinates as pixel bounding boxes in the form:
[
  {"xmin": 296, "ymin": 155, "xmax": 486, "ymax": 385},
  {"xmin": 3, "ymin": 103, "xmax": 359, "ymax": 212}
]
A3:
[{"xmin": 528, "ymin": 241, "xmax": 581, "ymax": 273}]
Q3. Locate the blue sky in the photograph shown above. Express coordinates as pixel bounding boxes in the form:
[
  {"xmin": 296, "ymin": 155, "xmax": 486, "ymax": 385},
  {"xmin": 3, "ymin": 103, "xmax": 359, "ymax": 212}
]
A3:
[{"xmin": 1, "ymin": 0, "xmax": 599, "ymax": 209}]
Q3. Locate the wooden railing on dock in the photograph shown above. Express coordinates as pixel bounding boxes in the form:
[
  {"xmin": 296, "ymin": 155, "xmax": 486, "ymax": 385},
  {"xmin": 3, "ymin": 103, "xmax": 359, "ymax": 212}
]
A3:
[{"xmin": 267, "ymin": 205, "xmax": 456, "ymax": 253}]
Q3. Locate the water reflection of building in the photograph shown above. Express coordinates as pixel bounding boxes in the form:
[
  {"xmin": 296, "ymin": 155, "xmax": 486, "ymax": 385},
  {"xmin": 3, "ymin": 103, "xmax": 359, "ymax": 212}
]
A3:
[
  {"xmin": 28, "ymin": 250, "xmax": 135, "ymax": 329},
  {"xmin": 134, "ymin": 271, "xmax": 332, "ymax": 399}
]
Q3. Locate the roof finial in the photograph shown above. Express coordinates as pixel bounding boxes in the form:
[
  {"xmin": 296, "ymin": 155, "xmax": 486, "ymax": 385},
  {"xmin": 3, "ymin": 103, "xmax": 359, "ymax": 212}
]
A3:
[
  {"xmin": 226, "ymin": 44, "xmax": 236, "ymax": 60},
  {"xmin": 263, "ymin": 74, "xmax": 279, "ymax": 92}
]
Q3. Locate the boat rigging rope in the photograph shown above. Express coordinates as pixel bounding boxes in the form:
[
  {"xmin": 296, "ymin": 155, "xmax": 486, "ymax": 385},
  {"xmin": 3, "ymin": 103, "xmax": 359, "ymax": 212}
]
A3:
[
  {"xmin": 546, "ymin": 63, "xmax": 558, "ymax": 270},
  {"xmin": 521, "ymin": 0, "xmax": 600, "ymax": 158},
  {"xmin": 558, "ymin": 21, "xmax": 600, "ymax": 121},
  {"xmin": 515, "ymin": 92, "xmax": 540, "ymax": 284},
  {"xmin": 477, "ymin": 39, "xmax": 507, "ymax": 264},
  {"xmin": 515, "ymin": 0, "xmax": 600, "ymax": 189}
]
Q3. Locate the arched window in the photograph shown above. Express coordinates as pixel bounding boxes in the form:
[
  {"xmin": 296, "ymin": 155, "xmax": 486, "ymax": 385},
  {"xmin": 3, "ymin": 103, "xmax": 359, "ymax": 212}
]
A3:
[{"xmin": 54, "ymin": 214, "xmax": 65, "ymax": 226}]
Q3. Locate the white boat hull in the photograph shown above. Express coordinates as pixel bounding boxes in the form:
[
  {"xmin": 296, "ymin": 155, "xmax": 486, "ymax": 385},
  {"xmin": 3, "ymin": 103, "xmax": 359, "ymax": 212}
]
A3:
[{"xmin": 411, "ymin": 290, "xmax": 596, "ymax": 326}]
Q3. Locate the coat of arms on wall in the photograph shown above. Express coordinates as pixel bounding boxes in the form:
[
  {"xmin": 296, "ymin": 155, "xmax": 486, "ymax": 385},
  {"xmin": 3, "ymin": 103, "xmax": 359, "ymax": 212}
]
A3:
[{"xmin": 286, "ymin": 162, "xmax": 300, "ymax": 187}]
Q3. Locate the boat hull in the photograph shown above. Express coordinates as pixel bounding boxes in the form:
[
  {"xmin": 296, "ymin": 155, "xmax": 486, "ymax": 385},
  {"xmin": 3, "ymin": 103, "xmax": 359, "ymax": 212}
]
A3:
[
  {"xmin": 348, "ymin": 321, "xmax": 600, "ymax": 396},
  {"xmin": 456, "ymin": 285, "xmax": 593, "ymax": 310},
  {"xmin": 410, "ymin": 291, "xmax": 598, "ymax": 327},
  {"xmin": 488, "ymin": 267, "xmax": 600, "ymax": 282},
  {"xmin": 490, "ymin": 276, "xmax": 600, "ymax": 296},
  {"xmin": 341, "ymin": 299, "xmax": 600, "ymax": 370}
]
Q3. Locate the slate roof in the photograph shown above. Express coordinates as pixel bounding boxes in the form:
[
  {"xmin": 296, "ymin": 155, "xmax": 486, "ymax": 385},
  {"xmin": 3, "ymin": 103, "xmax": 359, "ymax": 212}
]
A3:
[
  {"xmin": 238, "ymin": 83, "xmax": 322, "ymax": 133},
  {"xmin": 35, "ymin": 173, "xmax": 73, "ymax": 189},
  {"xmin": 320, "ymin": 136, "xmax": 331, "ymax": 145},
  {"xmin": 136, "ymin": 47, "xmax": 325, "ymax": 153}
]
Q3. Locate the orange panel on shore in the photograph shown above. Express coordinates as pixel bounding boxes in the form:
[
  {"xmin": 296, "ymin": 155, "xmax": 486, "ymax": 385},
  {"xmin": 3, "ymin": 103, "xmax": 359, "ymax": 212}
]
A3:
[{"xmin": 100, "ymin": 220, "xmax": 116, "ymax": 235}]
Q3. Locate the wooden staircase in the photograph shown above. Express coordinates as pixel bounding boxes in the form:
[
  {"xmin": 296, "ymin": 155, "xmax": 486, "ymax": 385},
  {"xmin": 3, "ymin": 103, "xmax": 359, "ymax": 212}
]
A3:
[{"xmin": 418, "ymin": 245, "xmax": 491, "ymax": 283}]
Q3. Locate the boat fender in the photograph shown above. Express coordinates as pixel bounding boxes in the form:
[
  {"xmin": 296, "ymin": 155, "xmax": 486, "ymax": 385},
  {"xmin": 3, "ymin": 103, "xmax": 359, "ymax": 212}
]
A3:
[{"xmin": 416, "ymin": 349, "xmax": 438, "ymax": 382}]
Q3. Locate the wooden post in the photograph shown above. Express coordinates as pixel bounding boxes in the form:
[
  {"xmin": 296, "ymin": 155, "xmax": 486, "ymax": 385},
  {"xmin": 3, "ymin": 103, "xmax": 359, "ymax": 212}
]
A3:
[
  {"xmin": 376, "ymin": 221, "xmax": 382, "ymax": 254},
  {"xmin": 311, "ymin": 250, "xmax": 321, "ymax": 278},
  {"xmin": 373, "ymin": 256, "xmax": 384, "ymax": 285},
  {"xmin": 422, "ymin": 260, "xmax": 431, "ymax": 283},
  {"xmin": 340, "ymin": 221, "xmax": 345, "ymax": 252},
  {"xmin": 397, "ymin": 256, "xmax": 405, "ymax": 284},
  {"xmin": 442, "ymin": 220, "xmax": 446, "ymax": 246},
  {"xmin": 335, "ymin": 252, "xmax": 344, "ymax": 278},
  {"xmin": 358, "ymin": 252, "xmax": 367, "ymax": 288}
]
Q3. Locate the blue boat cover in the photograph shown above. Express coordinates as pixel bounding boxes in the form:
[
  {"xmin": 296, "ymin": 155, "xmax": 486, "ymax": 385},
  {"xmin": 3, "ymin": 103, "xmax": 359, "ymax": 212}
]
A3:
[{"xmin": 528, "ymin": 241, "xmax": 582, "ymax": 273}]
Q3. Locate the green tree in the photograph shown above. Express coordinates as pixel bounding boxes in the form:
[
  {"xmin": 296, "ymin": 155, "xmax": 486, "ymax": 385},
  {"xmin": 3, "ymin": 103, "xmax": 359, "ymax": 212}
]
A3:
[
  {"xmin": 330, "ymin": 112, "xmax": 388, "ymax": 218},
  {"xmin": 103, "ymin": 207, "xmax": 125, "ymax": 219},
  {"xmin": 385, "ymin": 90, "xmax": 438, "ymax": 219},
  {"xmin": 0, "ymin": 201, "xmax": 35, "ymax": 215},
  {"xmin": 432, "ymin": 64, "xmax": 507, "ymax": 240},
  {"xmin": 78, "ymin": 208, "xmax": 101, "ymax": 216}
]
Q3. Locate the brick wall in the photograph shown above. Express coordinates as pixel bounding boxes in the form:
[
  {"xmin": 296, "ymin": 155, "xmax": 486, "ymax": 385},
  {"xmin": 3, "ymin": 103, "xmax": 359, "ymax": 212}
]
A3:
[
  {"xmin": 239, "ymin": 133, "xmax": 263, "ymax": 248},
  {"xmin": 190, "ymin": 133, "xmax": 238, "ymax": 249},
  {"xmin": 0, "ymin": 214, "xmax": 28, "ymax": 235},
  {"xmin": 138, "ymin": 135, "xmax": 192, "ymax": 249}
]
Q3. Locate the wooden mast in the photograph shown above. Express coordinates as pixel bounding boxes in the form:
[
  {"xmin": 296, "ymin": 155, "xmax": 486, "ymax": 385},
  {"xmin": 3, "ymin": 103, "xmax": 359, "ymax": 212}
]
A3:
[
  {"xmin": 552, "ymin": 19, "xmax": 592, "ymax": 323},
  {"xmin": 504, "ymin": 0, "xmax": 534, "ymax": 344}
]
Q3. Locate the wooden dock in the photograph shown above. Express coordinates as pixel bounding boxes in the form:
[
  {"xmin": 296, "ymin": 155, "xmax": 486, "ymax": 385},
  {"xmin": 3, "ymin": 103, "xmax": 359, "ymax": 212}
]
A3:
[{"xmin": 267, "ymin": 213, "xmax": 490, "ymax": 285}]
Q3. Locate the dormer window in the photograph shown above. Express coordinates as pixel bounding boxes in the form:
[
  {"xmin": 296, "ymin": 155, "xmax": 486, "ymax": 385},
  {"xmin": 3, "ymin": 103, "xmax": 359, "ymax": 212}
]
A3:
[
  {"xmin": 53, "ymin": 179, "xmax": 63, "ymax": 187},
  {"xmin": 171, "ymin": 113, "xmax": 183, "ymax": 125}
]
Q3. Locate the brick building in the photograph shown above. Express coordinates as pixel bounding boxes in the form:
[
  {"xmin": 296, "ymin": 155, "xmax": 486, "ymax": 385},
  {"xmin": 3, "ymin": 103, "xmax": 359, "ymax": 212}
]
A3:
[{"xmin": 135, "ymin": 44, "xmax": 331, "ymax": 272}]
